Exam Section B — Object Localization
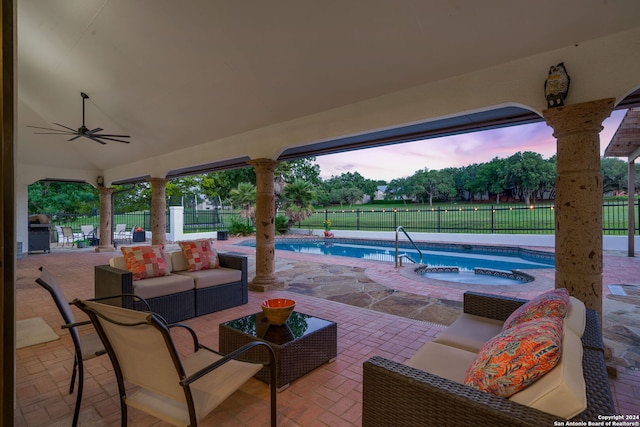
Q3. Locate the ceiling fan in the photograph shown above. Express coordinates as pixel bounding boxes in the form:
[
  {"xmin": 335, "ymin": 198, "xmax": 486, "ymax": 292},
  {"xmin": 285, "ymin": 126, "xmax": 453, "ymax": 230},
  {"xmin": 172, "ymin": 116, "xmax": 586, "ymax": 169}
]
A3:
[{"xmin": 27, "ymin": 92, "xmax": 131, "ymax": 144}]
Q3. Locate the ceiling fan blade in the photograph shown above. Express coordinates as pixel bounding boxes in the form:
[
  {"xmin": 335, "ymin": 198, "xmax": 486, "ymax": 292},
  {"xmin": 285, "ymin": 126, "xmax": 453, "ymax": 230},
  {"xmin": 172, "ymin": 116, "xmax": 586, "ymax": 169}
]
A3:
[
  {"xmin": 94, "ymin": 133, "xmax": 131, "ymax": 138},
  {"xmin": 85, "ymin": 127, "xmax": 104, "ymax": 135},
  {"xmin": 33, "ymin": 131, "xmax": 75, "ymax": 135},
  {"xmin": 85, "ymin": 135, "xmax": 107, "ymax": 145},
  {"xmin": 68, "ymin": 135, "xmax": 83, "ymax": 141},
  {"xmin": 27, "ymin": 125, "xmax": 67, "ymax": 132},
  {"xmin": 53, "ymin": 122, "xmax": 79, "ymax": 132},
  {"xmin": 94, "ymin": 135, "xmax": 130, "ymax": 144}
]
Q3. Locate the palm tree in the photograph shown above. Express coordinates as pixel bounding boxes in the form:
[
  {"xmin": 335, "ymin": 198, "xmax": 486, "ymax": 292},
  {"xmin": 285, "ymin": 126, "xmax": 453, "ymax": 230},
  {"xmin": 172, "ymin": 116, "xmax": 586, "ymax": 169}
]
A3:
[
  {"xmin": 281, "ymin": 179, "xmax": 316, "ymax": 225},
  {"xmin": 229, "ymin": 182, "xmax": 257, "ymax": 224}
]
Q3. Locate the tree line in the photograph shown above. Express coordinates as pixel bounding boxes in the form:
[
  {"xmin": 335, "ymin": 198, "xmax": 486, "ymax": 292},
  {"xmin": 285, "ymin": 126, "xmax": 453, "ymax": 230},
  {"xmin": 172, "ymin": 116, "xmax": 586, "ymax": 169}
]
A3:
[{"xmin": 28, "ymin": 154, "xmax": 639, "ymax": 218}]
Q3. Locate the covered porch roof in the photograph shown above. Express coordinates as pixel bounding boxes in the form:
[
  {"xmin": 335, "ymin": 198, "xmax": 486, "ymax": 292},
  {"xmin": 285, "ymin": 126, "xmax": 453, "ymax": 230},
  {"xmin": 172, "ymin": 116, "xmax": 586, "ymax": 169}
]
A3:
[
  {"xmin": 604, "ymin": 107, "xmax": 640, "ymax": 162},
  {"xmin": 17, "ymin": 1, "xmax": 640, "ymax": 187}
]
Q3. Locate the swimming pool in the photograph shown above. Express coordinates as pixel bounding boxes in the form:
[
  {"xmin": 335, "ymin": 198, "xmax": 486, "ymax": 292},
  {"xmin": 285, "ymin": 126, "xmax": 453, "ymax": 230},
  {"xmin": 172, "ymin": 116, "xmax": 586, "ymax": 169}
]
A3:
[{"xmin": 237, "ymin": 237, "xmax": 554, "ymax": 272}]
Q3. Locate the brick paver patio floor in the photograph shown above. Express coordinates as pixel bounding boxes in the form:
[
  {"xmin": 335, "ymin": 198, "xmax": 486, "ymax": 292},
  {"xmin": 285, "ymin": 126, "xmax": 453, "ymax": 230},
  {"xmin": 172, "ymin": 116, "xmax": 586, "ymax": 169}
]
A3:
[{"xmin": 13, "ymin": 236, "xmax": 640, "ymax": 426}]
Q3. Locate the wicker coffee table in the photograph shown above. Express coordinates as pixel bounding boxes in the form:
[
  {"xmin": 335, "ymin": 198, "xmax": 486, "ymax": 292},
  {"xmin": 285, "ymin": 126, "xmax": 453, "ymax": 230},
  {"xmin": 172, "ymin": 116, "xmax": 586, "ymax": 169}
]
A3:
[{"xmin": 219, "ymin": 311, "xmax": 337, "ymax": 390}]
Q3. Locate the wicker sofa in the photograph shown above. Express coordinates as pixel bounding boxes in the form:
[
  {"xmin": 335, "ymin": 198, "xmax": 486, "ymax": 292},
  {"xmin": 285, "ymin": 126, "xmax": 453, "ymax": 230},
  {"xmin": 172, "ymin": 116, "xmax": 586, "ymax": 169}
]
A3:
[
  {"xmin": 363, "ymin": 291, "xmax": 614, "ymax": 426},
  {"xmin": 94, "ymin": 251, "xmax": 248, "ymax": 323}
]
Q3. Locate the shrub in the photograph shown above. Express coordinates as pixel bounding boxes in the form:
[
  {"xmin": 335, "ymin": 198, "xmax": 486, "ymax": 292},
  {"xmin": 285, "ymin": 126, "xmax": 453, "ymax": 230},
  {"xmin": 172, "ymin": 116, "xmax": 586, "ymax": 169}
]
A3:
[
  {"xmin": 275, "ymin": 215, "xmax": 290, "ymax": 235},
  {"xmin": 229, "ymin": 219, "xmax": 254, "ymax": 236}
]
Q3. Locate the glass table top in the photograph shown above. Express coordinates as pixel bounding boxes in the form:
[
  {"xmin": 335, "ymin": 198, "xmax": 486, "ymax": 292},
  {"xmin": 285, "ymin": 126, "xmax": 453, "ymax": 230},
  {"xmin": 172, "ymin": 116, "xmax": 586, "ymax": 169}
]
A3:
[{"xmin": 221, "ymin": 312, "xmax": 334, "ymax": 345}]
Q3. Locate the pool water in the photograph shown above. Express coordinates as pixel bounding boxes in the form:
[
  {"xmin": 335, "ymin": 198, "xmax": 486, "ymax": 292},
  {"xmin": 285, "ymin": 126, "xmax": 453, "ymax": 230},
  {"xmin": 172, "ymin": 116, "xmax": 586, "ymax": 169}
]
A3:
[{"xmin": 238, "ymin": 238, "xmax": 554, "ymax": 272}]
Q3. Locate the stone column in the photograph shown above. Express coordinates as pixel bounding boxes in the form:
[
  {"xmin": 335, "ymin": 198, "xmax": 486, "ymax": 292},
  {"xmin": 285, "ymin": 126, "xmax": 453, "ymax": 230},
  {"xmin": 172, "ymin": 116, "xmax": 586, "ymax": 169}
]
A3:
[
  {"xmin": 150, "ymin": 177, "xmax": 167, "ymax": 247},
  {"xmin": 543, "ymin": 98, "xmax": 615, "ymax": 321},
  {"xmin": 248, "ymin": 159, "xmax": 284, "ymax": 291},
  {"xmin": 95, "ymin": 186, "xmax": 115, "ymax": 252}
]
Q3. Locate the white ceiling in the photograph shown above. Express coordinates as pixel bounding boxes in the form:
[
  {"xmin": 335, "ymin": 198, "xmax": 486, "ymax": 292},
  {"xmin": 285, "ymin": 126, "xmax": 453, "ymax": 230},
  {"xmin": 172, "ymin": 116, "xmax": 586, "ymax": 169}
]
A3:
[{"xmin": 16, "ymin": 0, "xmax": 640, "ymax": 184}]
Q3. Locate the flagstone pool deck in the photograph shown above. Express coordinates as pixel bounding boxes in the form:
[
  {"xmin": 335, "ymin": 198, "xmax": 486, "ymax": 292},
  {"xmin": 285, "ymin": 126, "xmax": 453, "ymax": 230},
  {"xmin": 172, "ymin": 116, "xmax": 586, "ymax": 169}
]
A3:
[{"xmin": 14, "ymin": 236, "xmax": 640, "ymax": 426}]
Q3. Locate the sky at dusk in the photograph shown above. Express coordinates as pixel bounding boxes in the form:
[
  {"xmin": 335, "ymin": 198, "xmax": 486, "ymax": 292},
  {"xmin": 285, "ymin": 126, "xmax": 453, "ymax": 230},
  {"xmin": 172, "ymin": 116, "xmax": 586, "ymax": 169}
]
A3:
[{"xmin": 315, "ymin": 109, "xmax": 628, "ymax": 182}]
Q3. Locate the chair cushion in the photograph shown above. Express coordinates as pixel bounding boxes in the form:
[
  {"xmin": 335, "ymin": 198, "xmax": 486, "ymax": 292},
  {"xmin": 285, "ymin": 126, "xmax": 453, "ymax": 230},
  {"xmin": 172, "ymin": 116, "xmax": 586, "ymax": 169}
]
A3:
[
  {"xmin": 178, "ymin": 240, "xmax": 219, "ymax": 272},
  {"xmin": 508, "ymin": 326, "xmax": 586, "ymax": 419},
  {"xmin": 464, "ymin": 316, "xmax": 563, "ymax": 398},
  {"xmin": 405, "ymin": 341, "xmax": 478, "ymax": 384},
  {"xmin": 502, "ymin": 288, "xmax": 569, "ymax": 331},
  {"xmin": 433, "ymin": 313, "xmax": 503, "ymax": 353},
  {"xmin": 121, "ymin": 245, "xmax": 171, "ymax": 280},
  {"xmin": 564, "ymin": 296, "xmax": 586, "ymax": 337}
]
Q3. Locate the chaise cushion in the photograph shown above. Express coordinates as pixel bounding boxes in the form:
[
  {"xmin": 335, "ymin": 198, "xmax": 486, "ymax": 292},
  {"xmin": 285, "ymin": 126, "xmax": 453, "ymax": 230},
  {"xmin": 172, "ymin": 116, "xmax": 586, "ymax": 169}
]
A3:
[
  {"xmin": 433, "ymin": 313, "xmax": 504, "ymax": 353},
  {"xmin": 509, "ymin": 327, "xmax": 586, "ymax": 419},
  {"xmin": 121, "ymin": 245, "xmax": 171, "ymax": 281},
  {"xmin": 178, "ymin": 240, "xmax": 219, "ymax": 272},
  {"xmin": 405, "ymin": 341, "xmax": 478, "ymax": 384},
  {"xmin": 502, "ymin": 288, "xmax": 569, "ymax": 331},
  {"xmin": 464, "ymin": 317, "xmax": 563, "ymax": 398}
]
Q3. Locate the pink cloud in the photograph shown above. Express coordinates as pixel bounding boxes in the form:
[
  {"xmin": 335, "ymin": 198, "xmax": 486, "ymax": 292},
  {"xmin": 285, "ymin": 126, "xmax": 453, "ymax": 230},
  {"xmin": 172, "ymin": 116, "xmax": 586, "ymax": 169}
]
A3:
[{"xmin": 316, "ymin": 109, "xmax": 627, "ymax": 181}]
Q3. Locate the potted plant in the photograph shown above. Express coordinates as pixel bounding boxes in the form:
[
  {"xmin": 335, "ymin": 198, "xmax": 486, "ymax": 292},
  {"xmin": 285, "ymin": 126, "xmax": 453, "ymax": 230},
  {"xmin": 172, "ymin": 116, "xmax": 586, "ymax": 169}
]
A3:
[
  {"xmin": 74, "ymin": 239, "xmax": 89, "ymax": 248},
  {"xmin": 322, "ymin": 219, "xmax": 333, "ymax": 237}
]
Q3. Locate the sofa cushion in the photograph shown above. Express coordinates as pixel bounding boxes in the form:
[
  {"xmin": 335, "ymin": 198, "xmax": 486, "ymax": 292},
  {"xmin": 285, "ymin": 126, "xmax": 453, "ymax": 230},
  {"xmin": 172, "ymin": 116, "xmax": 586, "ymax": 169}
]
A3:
[
  {"xmin": 464, "ymin": 317, "xmax": 563, "ymax": 398},
  {"xmin": 170, "ymin": 250, "xmax": 188, "ymax": 272},
  {"xmin": 120, "ymin": 245, "xmax": 171, "ymax": 281},
  {"xmin": 502, "ymin": 288, "xmax": 569, "ymax": 331},
  {"xmin": 110, "ymin": 256, "xmax": 128, "ymax": 271},
  {"xmin": 174, "ymin": 267, "xmax": 242, "ymax": 289},
  {"xmin": 131, "ymin": 273, "xmax": 194, "ymax": 299},
  {"xmin": 178, "ymin": 240, "xmax": 219, "ymax": 272},
  {"xmin": 405, "ymin": 341, "xmax": 478, "ymax": 384},
  {"xmin": 433, "ymin": 313, "xmax": 504, "ymax": 353},
  {"xmin": 509, "ymin": 327, "xmax": 586, "ymax": 419},
  {"xmin": 564, "ymin": 296, "xmax": 586, "ymax": 337}
]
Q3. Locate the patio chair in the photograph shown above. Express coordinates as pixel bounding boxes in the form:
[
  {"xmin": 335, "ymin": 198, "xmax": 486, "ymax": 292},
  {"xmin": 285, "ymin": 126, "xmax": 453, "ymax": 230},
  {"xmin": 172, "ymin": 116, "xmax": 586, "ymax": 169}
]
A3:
[
  {"xmin": 114, "ymin": 223, "xmax": 131, "ymax": 244},
  {"xmin": 55, "ymin": 225, "xmax": 72, "ymax": 247},
  {"xmin": 61, "ymin": 226, "xmax": 83, "ymax": 247},
  {"xmin": 71, "ymin": 299, "xmax": 277, "ymax": 427},
  {"xmin": 35, "ymin": 267, "xmax": 107, "ymax": 427},
  {"xmin": 80, "ymin": 225, "xmax": 95, "ymax": 239}
]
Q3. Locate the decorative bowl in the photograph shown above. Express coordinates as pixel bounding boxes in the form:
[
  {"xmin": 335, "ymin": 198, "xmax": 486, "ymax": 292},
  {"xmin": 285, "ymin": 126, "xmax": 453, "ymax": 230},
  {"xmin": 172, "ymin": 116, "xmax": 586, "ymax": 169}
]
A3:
[{"xmin": 261, "ymin": 298, "xmax": 295, "ymax": 325}]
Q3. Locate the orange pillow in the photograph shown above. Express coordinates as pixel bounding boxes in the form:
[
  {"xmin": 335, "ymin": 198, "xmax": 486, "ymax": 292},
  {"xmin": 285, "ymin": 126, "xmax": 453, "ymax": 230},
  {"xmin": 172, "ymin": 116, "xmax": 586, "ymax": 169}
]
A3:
[
  {"xmin": 465, "ymin": 317, "xmax": 563, "ymax": 398},
  {"xmin": 120, "ymin": 245, "xmax": 170, "ymax": 280},
  {"xmin": 178, "ymin": 240, "xmax": 219, "ymax": 272},
  {"xmin": 502, "ymin": 288, "xmax": 570, "ymax": 331}
]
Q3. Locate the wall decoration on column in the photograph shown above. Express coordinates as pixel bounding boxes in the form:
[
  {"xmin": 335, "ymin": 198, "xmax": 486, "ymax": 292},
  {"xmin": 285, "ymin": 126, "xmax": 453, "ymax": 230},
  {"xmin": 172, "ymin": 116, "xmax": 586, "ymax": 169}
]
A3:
[{"xmin": 544, "ymin": 62, "xmax": 570, "ymax": 108}]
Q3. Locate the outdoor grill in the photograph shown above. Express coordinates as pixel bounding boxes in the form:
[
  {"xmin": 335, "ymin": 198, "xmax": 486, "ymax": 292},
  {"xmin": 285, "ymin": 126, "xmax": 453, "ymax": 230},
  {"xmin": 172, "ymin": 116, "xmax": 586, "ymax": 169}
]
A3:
[{"xmin": 28, "ymin": 214, "xmax": 51, "ymax": 253}]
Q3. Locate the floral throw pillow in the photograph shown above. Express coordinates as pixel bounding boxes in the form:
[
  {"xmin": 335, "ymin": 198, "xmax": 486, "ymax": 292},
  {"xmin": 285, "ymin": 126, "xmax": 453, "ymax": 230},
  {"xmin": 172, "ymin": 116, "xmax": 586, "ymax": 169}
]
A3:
[
  {"xmin": 464, "ymin": 317, "xmax": 563, "ymax": 398},
  {"xmin": 178, "ymin": 240, "xmax": 219, "ymax": 272},
  {"xmin": 121, "ymin": 245, "xmax": 170, "ymax": 281},
  {"xmin": 502, "ymin": 288, "xmax": 570, "ymax": 331}
]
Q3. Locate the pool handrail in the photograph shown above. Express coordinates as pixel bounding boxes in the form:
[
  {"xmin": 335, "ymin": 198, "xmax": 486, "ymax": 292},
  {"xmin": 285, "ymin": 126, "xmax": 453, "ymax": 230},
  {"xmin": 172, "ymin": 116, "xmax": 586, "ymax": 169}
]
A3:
[{"xmin": 395, "ymin": 226, "xmax": 423, "ymax": 267}]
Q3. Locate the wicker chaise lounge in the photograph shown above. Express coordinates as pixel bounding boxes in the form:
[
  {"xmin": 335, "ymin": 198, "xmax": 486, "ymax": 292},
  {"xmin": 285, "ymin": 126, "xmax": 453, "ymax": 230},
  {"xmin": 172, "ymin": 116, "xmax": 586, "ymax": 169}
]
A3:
[{"xmin": 362, "ymin": 291, "xmax": 614, "ymax": 426}]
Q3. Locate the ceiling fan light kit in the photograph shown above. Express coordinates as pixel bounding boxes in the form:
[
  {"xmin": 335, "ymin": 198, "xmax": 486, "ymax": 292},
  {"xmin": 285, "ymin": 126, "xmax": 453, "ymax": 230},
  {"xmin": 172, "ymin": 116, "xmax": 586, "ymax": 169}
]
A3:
[{"xmin": 27, "ymin": 92, "xmax": 131, "ymax": 145}]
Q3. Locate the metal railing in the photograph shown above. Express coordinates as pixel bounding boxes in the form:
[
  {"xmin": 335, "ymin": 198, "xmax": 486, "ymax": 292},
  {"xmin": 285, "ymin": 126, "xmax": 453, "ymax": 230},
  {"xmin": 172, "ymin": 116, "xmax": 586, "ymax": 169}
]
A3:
[
  {"xmin": 395, "ymin": 226, "xmax": 423, "ymax": 267},
  {"xmin": 37, "ymin": 199, "xmax": 640, "ymax": 241},
  {"xmin": 294, "ymin": 200, "xmax": 639, "ymax": 235}
]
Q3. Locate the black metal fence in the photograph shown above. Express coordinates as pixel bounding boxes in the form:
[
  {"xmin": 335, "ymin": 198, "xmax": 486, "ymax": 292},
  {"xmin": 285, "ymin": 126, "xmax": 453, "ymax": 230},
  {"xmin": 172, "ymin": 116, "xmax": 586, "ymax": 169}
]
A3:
[
  {"xmin": 40, "ymin": 200, "xmax": 640, "ymax": 239},
  {"xmin": 294, "ymin": 200, "xmax": 640, "ymax": 235}
]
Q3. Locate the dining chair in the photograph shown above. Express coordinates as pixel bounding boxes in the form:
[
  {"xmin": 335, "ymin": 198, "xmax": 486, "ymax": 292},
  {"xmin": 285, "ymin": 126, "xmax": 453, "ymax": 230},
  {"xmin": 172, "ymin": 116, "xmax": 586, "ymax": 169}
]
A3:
[
  {"xmin": 72, "ymin": 299, "xmax": 277, "ymax": 426},
  {"xmin": 35, "ymin": 267, "xmax": 107, "ymax": 427}
]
